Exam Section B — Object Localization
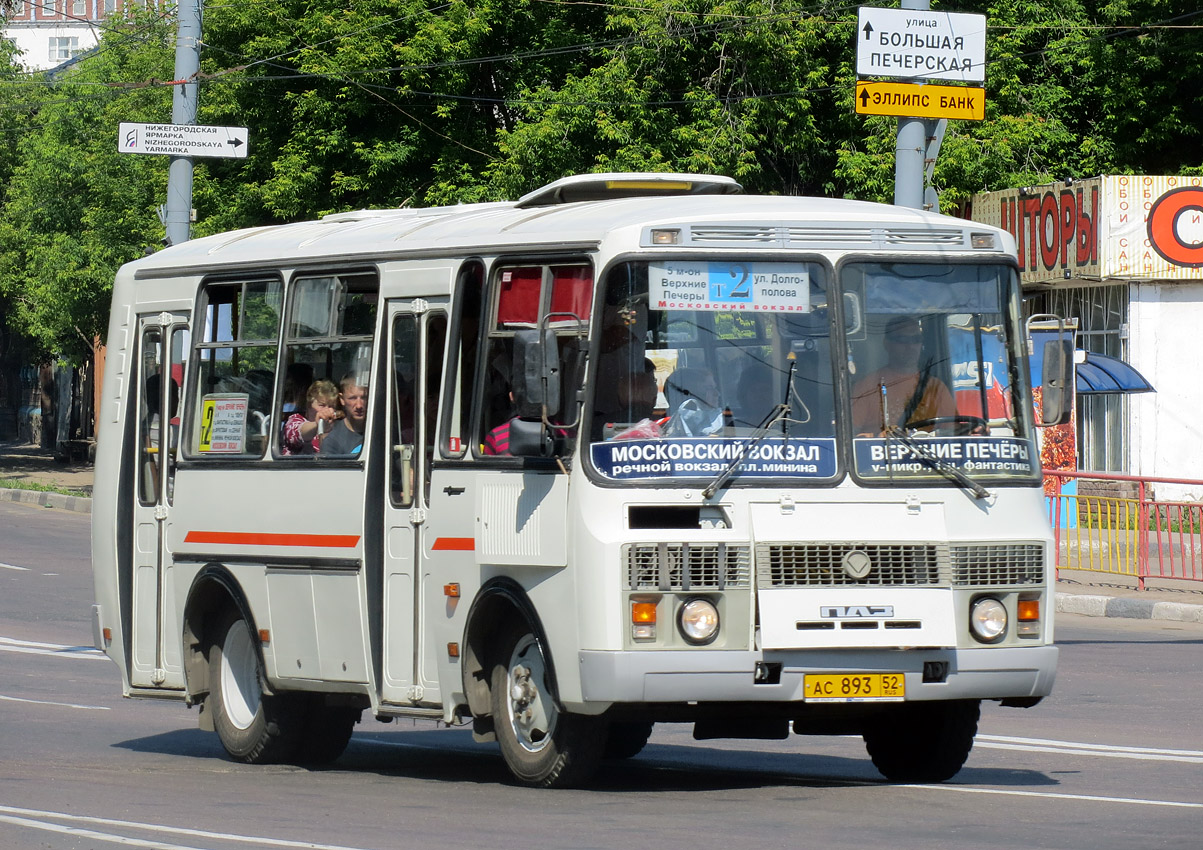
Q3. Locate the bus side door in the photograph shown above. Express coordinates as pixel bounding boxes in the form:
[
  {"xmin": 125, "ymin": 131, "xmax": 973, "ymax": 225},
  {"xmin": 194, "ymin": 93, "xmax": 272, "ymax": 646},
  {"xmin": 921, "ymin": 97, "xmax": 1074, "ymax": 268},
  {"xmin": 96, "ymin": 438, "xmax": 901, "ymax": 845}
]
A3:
[
  {"xmin": 380, "ymin": 301, "xmax": 447, "ymax": 706},
  {"xmin": 130, "ymin": 314, "xmax": 188, "ymax": 690}
]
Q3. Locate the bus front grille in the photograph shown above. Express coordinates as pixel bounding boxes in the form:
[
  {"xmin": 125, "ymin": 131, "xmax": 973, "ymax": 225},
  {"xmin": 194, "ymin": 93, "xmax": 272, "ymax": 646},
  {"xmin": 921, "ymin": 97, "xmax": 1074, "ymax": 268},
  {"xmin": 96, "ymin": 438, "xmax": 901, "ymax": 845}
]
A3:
[
  {"xmin": 625, "ymin": 543, "xmax": 752, "ymax": 590},
  {"xmin": 754, "ymin": 542, "xmax": 1047, "ymax": 589},
  {"xmin": 951, "ymin": 543, "xmax": 1045, "ymax": 586},
  {"xmin": 756, "ymin": 543, "xmax": 943, "ymax": 587}
]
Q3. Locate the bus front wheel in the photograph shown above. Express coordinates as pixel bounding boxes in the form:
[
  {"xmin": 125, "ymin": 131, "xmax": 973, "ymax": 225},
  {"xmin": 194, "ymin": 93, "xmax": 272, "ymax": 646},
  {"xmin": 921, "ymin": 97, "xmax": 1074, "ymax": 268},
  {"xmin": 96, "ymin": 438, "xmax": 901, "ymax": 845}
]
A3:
[
  {"xmin": 490, "ymin": 624, "xmax": 604, "ymax": 788},
  {"xmin": 862, "ymin": 699, "xmax": 980, "ymax": 783},
  {"xmin": 208, "ymin": 610, "xmax": 302, "ymax": 764}
]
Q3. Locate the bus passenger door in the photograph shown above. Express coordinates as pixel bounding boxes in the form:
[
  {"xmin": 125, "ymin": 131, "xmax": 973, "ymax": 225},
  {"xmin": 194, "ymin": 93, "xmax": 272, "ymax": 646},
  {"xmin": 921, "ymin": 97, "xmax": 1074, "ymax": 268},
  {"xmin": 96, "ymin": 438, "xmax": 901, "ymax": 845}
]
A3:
[
  {"xmin": 129, "ymin": 315, "xmax": 188, "ymax": 690},
  {"xmin": 381, "ymin": 302, "xmax": 447, "ymax": 705}
]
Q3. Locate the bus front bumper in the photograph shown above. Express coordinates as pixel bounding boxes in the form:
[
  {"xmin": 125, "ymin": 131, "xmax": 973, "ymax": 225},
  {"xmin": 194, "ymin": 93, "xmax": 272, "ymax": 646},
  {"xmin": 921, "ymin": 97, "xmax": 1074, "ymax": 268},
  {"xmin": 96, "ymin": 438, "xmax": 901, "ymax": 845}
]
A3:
[{"xmin": 577, "ymin": 645, "xmax": 1057, "ymax": 704}]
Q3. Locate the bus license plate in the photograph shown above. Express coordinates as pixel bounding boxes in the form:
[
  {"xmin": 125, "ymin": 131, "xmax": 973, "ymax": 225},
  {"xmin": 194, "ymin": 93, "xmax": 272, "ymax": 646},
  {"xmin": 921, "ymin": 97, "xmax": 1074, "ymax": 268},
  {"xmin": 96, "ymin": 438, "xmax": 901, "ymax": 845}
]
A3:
[{"xmin": 804, "ymin": 673, "xmax": 905, "ymax": 702}]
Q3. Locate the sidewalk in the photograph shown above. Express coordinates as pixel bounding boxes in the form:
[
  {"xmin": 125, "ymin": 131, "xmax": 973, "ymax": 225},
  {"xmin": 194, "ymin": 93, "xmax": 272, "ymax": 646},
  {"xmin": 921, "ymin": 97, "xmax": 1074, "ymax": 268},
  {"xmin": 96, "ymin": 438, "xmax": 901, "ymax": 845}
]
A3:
[
  {"xmin": 0, "ymin": 440, "xmax": 94, "ymax": 513},
  {"xmin": 1, "ymin": 439, "xmax": 1201, "ymax": 623}
]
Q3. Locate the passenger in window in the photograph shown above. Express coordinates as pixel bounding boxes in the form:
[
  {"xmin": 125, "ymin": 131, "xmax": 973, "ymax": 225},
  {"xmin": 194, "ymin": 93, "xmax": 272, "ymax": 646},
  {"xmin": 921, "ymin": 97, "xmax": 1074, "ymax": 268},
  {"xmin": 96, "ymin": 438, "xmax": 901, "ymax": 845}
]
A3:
[
  {"xmin": 321, "ymin": 375, "xmax": 368, "ymax": 456},
  {"xmin": 395, "ymin": 375, "xmax": 416, "ymax": 444},
  {"xmin": 483, "ymin": 391, "xmax": 516, "ymax": 456},
  {"xmin": 281, "ymin": 379, "xmax": 340, "ymax": 456},
  {"xmin": 145, "ymin": 373, "xmax": 180, "ymax": 448},
  {"xmin": 851, "ymin": 316, "xmax": 955, "ymax": 436},
  {"xmin": 732, "ymin": 365, "xmax": 775, "ymax": 428},
  {"xmin": 619, "ymin": 358, "xmax": 658, "ymax": 422},
  {"xmin": 482, "ymin": 393, "xmax": 569, "ymax": 455},
  {"xmin": 663, "ymin": 367, "xmax": 726, "ymax": 437},
  {"xmin": 599, "ymin": 358, "xmax": 660, "ymax": 439},
  {"xmin": 281, "ymin": 362, "xmax": 314, "ymax": 417}
]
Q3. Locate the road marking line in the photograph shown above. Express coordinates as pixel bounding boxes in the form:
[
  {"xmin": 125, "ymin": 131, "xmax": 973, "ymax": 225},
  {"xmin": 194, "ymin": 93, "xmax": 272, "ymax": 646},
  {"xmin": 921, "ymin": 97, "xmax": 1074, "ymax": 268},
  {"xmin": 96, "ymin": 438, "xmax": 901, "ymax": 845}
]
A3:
[
  {"xmin": 916, "ymin": 784, "xmax": 1203, "ymax": 809},
  {"xmin": 0, "ymin": 694, "xmax": 109, "ymax": 711},
  {"xmin": 979, "ymin": 734, "xmax": 1203, "ymax": 757},
  {"xmin": 0, "ymin": 561, "xmax": 30, "ymax": 570},
  {"xmin": 0, "ymin": 812, "xmax": 211, "ymax": 850},
  {"xmin": 975, "ymin": 734, "xmax": 1203, "ymax": 763},
  {"xmin": 0, "ymin": 635, "xmax": 107, "ymax": 660},
  {"xmin": 0, "ymin": 804, "xmax": 382, "ymax": 850}
]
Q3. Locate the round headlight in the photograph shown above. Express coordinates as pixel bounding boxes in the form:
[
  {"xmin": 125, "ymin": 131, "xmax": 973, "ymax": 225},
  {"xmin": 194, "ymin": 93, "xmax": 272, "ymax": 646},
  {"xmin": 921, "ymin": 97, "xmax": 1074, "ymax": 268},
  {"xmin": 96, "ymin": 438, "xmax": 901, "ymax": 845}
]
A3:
[
  {"xmin": 970, "ymin": 597, "xmax": 1008, "ymax": 642},
  {"xmin": 678, "ymin": 598, "xmax": 720, "ymax": 645}
]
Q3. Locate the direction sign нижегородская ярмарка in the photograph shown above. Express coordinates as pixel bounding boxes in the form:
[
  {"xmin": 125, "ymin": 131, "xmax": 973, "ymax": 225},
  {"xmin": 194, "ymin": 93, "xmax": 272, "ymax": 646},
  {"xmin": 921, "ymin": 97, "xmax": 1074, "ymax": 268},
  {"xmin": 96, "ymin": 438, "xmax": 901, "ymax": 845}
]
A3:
[{"xmin": 118, "ymin": 122, "xmax": 249, "ymax": 159}]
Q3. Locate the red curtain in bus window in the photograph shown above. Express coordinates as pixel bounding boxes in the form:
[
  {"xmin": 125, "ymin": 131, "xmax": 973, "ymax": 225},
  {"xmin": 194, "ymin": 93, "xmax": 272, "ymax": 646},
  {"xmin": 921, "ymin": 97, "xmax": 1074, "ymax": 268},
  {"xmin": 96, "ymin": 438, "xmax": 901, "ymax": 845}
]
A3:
[
  {"xmin": 496, "ymin": 267, "xmax": 542, "ymax": 327},
  {"xmin": 550, "ymin": 266, "xmax": 593, "ymax": 321}
]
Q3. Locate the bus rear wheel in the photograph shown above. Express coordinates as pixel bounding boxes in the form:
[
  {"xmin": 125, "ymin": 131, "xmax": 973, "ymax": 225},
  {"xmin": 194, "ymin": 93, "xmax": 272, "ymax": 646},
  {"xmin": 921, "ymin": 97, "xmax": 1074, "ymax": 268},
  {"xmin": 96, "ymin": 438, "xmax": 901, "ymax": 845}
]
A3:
[
  {"xmin": 604, "ymin": 721, "xmax": 654, "ymax": 760},
  {"xmin": 862, "ymin": 699, "xmax": 980, "ymax": 783},
  {"xmin": 297, "ymin": 701, "xmax": 360, "ymax": 765},
  {"xmin": 490, "ymin": 625, "xmax": 604, "ymax": 788},
  {"xmin": 208, "ymin": 610, "xmax": 303, "ymax": 764}
]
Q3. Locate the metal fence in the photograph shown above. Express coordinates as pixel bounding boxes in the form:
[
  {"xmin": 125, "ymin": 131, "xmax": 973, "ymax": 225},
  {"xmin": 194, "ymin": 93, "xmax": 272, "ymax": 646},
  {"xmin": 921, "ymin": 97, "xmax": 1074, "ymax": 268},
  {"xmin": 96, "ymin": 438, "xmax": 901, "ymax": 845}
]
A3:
[{"xmin": 1045, "ymin": 470, "xmax": 1203, "ymax": 589}]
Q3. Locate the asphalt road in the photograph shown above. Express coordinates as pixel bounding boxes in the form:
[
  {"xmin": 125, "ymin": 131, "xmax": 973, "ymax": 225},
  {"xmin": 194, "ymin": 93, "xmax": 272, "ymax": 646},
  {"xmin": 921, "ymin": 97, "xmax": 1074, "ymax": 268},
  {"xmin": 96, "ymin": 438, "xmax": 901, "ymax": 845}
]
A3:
[{"xmin": 1, "ymin": 499, "xmax": 1200, "ymax": 850}]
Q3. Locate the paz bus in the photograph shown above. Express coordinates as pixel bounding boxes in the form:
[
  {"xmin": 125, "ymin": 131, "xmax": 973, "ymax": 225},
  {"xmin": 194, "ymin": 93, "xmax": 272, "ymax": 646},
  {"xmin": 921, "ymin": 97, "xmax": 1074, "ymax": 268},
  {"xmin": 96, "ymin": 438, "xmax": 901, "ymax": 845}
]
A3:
[{"xmin": 90, "ymin": 173, "xmax": 1073, "ymax": 787}]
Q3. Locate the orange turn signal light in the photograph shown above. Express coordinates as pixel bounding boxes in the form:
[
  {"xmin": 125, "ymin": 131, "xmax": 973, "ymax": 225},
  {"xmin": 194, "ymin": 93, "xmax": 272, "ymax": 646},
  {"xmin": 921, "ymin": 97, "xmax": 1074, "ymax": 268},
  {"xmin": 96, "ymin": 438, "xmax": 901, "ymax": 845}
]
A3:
[
  {"xmin": 631, "ymin": 602, "xmax": 657, "ymax": 624},
  {"xmin": 444, "ymin": 583, "xmax": 460, "ymax": 598},
  {"xmin": 258, "ymin": 629, "xmax": 271, "ymax": 644},
  {"xmin": 1017, "ymin": 599, "xmax": 1040, "ymax": 621}
]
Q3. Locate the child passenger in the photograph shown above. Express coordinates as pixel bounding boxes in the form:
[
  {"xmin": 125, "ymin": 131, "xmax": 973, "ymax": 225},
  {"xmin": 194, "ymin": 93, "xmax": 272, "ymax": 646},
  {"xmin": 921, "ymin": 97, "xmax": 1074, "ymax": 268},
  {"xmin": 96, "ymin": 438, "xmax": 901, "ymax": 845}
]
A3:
[{"xmin": 281, "ymin": 379, "xmax": 341, "ymax": 455}]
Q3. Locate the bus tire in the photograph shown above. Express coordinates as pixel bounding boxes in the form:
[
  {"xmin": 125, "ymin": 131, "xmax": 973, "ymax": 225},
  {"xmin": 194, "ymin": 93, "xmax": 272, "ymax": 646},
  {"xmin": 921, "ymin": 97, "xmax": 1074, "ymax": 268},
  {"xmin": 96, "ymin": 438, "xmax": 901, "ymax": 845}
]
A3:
[
  {"xmin": 862, "ymin": 699, "xmax": 980, "ymax": 783},
  {"xmin": 604, "ymin": 721, "xmax": 654, "ymax": 760},
  {"xmin": 297, "ymin": 702, "xmax": 360, "ymax": 765},
  {"xmin": 490, "ymin": 624, "xmax": 604, "ymax": 788},
  {"xmin": 208, "ymin": 610, "xmax": 302, "ymax": 764}
]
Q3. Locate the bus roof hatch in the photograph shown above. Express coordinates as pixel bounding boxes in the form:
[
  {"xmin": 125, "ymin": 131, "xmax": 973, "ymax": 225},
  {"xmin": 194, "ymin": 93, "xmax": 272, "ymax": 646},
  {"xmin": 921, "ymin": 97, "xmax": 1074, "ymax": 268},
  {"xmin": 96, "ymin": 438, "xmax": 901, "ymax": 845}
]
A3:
[{"xmin": 515, "ymin": 172, "xmax": 743, "ymax": 208}]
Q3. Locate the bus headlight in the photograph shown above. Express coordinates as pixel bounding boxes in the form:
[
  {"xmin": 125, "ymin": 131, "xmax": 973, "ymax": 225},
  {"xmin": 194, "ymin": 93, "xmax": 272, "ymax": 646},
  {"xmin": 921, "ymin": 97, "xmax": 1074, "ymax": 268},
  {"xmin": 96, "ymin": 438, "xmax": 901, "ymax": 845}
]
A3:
[
  {"xmin": 970, "ymin": 596, "xmax": 1008, "ymax": 643},
  {"xmin": 678, "ymin": 598, "xmax": 719, "ymax": 645}
]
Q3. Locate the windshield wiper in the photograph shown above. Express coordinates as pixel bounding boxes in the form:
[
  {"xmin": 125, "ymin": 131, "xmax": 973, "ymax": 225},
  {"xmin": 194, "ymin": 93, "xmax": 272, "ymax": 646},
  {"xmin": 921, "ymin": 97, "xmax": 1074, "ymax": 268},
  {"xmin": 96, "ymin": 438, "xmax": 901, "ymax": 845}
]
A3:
[
  {"xmin": 701, "ymin": 403, "xmax": 789, "ymax": 499},
  {"xmin": 883, "ymin": 426, "xmax": 991, "ymax": 500}
]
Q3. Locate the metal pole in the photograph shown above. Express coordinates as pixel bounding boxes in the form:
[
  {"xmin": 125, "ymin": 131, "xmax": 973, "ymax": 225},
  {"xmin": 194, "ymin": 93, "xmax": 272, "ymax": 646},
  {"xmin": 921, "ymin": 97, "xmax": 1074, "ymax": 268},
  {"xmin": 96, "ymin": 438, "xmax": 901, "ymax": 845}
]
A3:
[
  {"xmin": 893, "ymin": 0, "xmax": 929, "ymax": 209},
  {"xmin": 164, "ymin": 0, "xmax": 201, "ymax": 246}
]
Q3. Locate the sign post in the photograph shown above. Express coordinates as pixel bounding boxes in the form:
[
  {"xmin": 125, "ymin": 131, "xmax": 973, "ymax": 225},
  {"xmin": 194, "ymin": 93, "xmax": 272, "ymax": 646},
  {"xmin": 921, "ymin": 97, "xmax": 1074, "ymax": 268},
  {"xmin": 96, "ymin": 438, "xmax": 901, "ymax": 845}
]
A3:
[{"xmin": 855, "ymin": 4, "xmax": 987, "ymax": 210}]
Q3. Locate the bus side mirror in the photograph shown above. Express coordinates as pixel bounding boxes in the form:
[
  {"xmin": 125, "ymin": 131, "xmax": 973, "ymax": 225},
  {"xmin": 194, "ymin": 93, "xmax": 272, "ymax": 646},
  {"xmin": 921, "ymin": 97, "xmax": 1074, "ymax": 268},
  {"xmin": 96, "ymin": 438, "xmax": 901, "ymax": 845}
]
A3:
[
  {"xmin": 507, "ymin": 418, "xmax": 555, "ymax": 457},
  {"xmin": 513, "ymin": 328, "xmax": 561, "ymax": 419},
  {"xmin": 1041, "ymin": 339, "xmax": 1074, "ymax": 426}
]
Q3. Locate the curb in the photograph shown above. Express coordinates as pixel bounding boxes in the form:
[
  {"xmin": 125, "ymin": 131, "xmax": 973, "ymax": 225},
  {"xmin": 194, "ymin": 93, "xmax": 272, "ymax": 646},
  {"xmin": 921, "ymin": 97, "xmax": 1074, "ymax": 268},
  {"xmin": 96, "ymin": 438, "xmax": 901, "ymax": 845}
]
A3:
[
  {"xmin": 0, "ymin": 487, "xmax": 92, "ymax": 515},
  {"xmin": 6, "ymin": 483, "xmax": 1200, "ymax": 623},
  {"xmin": 1055, "ymin": 592, "xmax": 1203, "ymax": 624}
]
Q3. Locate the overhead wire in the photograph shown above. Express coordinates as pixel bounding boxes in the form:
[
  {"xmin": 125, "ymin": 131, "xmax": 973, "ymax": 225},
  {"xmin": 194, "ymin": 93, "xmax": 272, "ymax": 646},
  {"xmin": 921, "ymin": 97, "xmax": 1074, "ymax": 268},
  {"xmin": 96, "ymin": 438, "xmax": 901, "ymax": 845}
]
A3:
[{"xmin": 0, "ymin": 4, "xmax": 1199, "ymax": 133}]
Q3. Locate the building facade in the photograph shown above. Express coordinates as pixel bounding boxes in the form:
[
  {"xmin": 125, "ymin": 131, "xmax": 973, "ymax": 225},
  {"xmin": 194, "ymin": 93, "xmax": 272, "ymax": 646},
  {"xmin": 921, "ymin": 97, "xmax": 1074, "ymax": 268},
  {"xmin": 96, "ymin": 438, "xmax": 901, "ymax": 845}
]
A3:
[
  {"xmin": 968, "ymin": 175, "xmax": 1203, "ymax": 497},
  {"xmin": 2, "ymin": 0, "xmax": 148, "ymax": 72}
]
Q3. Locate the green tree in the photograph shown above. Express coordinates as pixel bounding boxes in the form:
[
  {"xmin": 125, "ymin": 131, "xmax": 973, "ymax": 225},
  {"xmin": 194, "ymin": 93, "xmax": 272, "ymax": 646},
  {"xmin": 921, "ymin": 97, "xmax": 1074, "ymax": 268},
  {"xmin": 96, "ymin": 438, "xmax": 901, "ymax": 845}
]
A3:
[
  {"xmin": 0, "ymin": 12, "xmax": 175, "ymax": 362},
  {"xmin": 194, "ymin": 0, "xmax": 610, "ymax": 226},
  {"xmin": 936, "ymin": 0, "xmax": 1203, "ymax": 208}
]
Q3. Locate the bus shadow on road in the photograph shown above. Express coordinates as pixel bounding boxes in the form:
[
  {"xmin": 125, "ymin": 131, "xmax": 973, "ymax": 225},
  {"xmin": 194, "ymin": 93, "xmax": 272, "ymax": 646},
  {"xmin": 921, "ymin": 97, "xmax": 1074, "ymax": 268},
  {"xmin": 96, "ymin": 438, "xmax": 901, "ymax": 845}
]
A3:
[{"xmin": 112, "ymin": 726, "xmax": 1056, "ymax": 792}]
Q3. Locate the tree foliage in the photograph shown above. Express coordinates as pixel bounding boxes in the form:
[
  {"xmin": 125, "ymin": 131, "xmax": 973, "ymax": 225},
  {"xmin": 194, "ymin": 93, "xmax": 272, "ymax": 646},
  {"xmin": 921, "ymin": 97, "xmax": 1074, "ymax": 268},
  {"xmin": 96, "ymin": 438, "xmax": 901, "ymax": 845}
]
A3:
[
  {"xmin": 0, "ymin": 0, "xmax": 1200, "ymax": 359},
  {"xmin": 0, "ymin": 11, "xmax": 174, "ymax": 362}
]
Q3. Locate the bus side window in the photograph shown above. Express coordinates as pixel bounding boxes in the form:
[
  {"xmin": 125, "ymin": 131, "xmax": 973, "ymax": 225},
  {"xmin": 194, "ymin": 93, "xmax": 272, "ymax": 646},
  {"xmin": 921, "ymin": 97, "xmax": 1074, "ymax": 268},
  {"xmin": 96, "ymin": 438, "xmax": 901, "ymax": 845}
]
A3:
[
  {"xmin": 441, "ymin": 261, "xmax": 484, "ymax": 459},
  {"xmin": 138, "ymin": 328, "xmax": 163, "ymax": 505},
  {"xmin": 188, "ymin": 278, "xmax": 282, "ymax": 459},
  {"xmin": 478, "ymin": 263, "xmax": 591, "ymax": 456},
  {"xmin": 423, "ymin": 314, "xmax": 447, "ymax": 499},
  {"xmin": 276, "ymin": 272, "xmax": 378, "ymax": 459}
]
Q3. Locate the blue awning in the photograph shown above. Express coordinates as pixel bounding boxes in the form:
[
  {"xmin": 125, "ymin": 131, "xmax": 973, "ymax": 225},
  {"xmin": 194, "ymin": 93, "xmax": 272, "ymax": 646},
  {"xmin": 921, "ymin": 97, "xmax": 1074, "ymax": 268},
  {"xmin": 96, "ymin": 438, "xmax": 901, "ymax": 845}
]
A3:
[{"xmin": 1075, "ymin": 351, "xmax": 1155, "ymax": 395}]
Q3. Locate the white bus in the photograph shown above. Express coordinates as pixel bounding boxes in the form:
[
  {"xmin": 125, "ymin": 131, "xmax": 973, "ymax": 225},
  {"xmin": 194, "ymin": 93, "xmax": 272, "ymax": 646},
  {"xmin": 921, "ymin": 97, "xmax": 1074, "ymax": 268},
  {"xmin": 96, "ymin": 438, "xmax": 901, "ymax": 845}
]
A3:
[{"xmin": 91, "ymin": 173, "xmax": 1072, "ymax": 787}]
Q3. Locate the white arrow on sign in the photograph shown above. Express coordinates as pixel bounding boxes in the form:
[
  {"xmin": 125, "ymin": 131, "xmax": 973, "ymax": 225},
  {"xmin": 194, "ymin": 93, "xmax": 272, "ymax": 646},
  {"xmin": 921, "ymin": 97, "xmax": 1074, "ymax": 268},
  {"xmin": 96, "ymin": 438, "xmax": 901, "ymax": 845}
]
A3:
[
  {"xmin": 856, "ymin": 7, "xmax": 986, "ymax": 83},
  {"xmin": 117, "ymin": 122, "xmax": 249, "ymax": 159}
]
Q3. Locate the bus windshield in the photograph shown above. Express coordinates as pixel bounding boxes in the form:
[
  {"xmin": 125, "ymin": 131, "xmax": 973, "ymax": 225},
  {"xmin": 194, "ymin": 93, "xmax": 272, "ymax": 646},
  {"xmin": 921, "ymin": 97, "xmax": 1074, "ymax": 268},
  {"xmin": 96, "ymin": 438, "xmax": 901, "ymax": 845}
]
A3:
[{"xmin": 586, "ymin": 258, "xmax": 1037, "ymax": 488}]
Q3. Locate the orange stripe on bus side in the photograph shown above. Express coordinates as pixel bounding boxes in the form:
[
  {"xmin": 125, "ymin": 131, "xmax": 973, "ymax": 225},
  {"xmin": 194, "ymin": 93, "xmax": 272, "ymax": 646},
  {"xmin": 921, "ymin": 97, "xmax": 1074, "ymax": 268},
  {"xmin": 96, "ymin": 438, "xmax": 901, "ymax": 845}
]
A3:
[
  {"xmin": 183, "ymin": 531, "xmax": 361, "ymax": 548},
  {"xmin": 431, "ymin": 537, "xmax": 475, "ymax": 551}
]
